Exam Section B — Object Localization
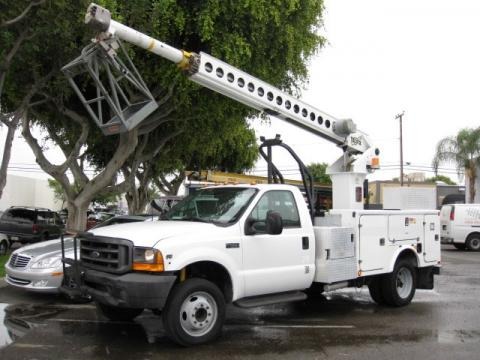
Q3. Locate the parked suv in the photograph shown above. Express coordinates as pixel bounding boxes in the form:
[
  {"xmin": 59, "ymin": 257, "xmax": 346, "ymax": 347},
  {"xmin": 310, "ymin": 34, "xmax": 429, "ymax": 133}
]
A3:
[{"xmin": 0, "ymin": 207, "xmax": 64, "ymax": 243}]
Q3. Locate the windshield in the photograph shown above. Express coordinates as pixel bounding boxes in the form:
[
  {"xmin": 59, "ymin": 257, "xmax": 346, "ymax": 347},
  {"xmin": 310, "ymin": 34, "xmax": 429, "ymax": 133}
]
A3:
[{"xmin": 164, "ymin": 187, "xmax": 258, "ymax": 225}]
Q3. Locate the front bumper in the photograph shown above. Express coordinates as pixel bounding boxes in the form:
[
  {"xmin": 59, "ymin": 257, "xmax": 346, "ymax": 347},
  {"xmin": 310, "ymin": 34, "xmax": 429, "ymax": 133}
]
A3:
[
  {"xmin": 62, "ymin": 266, "xmax": 177, "ymax": 309},
  {"xmin": 5, "ymin": 264, "xmax": 62, "ymax": 293}
]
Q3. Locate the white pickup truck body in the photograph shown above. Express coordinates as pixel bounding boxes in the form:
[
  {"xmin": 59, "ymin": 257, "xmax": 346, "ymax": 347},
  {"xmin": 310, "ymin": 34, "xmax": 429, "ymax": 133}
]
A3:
[{"xmin": 65, "ymin": 184, "xmax": 441, "ymax": 345}]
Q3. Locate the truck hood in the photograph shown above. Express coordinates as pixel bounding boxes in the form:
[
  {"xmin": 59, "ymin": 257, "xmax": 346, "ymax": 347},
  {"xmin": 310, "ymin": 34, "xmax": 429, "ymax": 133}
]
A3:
[
  {"xmin": 88, "ymin": 220, "xmax": 222, "ymax": 248},
  {"xmin": 14, "ymin": 238, "xmax": 74, "ymax": 259}
]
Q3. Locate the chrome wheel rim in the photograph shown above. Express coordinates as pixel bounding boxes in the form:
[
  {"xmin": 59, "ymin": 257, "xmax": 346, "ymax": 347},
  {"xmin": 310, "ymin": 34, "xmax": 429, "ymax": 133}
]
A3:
[
  {"xmin": 396, "ymin": 267, "xmax": 413, "ymax": 299},
  {"xmin": 179, "ymin": 291, "xmax": 218, "ymax": 337}
]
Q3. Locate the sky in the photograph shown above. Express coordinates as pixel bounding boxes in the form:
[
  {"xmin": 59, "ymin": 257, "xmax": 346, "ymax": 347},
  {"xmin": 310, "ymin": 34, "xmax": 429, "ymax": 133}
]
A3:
[
  {"xmin": 1, "ymin": 0, "xmax": 480, "ymax": 183},
  {"xmin": 250, "ymin": 0, "xmax": 480, "ymax": 183}
]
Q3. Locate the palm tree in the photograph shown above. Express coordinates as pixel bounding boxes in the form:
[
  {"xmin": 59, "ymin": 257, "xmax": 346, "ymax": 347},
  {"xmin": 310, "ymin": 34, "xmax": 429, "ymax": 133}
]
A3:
[{"xmin": 432, "ymin": 128, "xmax": 480, "ymax": 203}]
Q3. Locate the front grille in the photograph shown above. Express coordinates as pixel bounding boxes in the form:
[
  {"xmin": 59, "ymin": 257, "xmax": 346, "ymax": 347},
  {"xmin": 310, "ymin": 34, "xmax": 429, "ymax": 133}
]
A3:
[
  {"xmin": 8, "ymin": 254, "xmax": 31, "ymax": 268},
  {"xmin": 79, "ymin": 234, "xmax": 132, "ymax": 274},
  {"xmin": 6, "ymin": 274, "xmax": 31, "ymax": 285}
]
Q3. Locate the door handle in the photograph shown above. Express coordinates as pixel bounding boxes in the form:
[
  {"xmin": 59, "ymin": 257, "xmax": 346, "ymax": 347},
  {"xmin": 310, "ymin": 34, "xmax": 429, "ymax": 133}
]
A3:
[{"xmin": 302, "ymin": 236, "xmax": 309, "ymax": 250}]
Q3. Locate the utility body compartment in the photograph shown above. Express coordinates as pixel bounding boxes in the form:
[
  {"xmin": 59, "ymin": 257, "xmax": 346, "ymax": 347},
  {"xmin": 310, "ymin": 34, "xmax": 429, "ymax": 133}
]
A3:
[{"xmin": 313, "ymin": 209, "xmax": 441, "ymax": 283}]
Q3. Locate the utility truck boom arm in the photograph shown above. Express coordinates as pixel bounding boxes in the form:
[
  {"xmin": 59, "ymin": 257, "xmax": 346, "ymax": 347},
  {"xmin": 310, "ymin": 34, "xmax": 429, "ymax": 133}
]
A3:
[{"xmin": 84, "ymin": 3, "xmax": 370, "ymax": 155}]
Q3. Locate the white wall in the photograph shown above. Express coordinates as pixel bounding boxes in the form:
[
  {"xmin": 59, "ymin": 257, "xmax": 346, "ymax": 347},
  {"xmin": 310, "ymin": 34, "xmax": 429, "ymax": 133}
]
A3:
[
  {"xmin": 383, "ymin": 186, "xmax": 437, "ymax": 210},
  {"xmin": 0, "ymin": 174, "xmax": 61, "ymax": 211}
]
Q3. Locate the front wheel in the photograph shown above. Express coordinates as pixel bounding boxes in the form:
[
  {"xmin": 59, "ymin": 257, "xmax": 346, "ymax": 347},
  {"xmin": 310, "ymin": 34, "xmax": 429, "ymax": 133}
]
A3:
[
  {"xmin": 466, "ymin": 236, "xmax": 480, "ymax": 251},
  {"xmin": 163, "ymin": 278, "xmax": 225, "ymax": 346},
  {"xmin": 381, "ymin": 259, "xmax": 416, "ymax": 307},
  {"xmin": 97, "ymin": 302, "xmax": 143, "ymax": 321}
]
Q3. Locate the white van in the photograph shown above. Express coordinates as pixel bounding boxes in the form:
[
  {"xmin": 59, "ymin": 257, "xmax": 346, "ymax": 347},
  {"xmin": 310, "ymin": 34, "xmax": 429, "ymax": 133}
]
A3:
[{"xmin": 440, "ymin": 204, "xmax": 480, "ymax": 251}]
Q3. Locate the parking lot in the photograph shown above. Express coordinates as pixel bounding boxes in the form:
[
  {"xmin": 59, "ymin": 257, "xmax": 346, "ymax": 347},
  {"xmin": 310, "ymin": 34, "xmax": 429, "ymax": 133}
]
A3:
[{"xmin": 0, "ymin": 245, "xmax": 478, "ymax": 359}]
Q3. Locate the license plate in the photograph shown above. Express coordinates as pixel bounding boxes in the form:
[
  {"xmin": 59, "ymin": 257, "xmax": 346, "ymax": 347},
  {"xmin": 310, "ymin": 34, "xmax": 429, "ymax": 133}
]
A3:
[{"xmin": 11, "ymin": 236, "xmax": 19, "ymax": 241}]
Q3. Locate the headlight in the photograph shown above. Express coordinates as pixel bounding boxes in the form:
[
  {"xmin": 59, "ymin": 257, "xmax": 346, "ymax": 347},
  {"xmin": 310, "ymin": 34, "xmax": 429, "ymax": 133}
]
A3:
[
  {"xmin": 133, "ymin": 247, "xmax": 164, "ymax": 272},
  {"xmin": 31, "ymin": 257, "xmax": 62, "ymax": 269}
]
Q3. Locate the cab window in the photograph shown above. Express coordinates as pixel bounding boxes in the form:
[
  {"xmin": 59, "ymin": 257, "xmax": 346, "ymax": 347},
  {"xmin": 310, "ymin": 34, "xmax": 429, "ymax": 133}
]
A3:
[{"xmin": 249, "ymin": 190, "xmax": 300, "ymax": 228}]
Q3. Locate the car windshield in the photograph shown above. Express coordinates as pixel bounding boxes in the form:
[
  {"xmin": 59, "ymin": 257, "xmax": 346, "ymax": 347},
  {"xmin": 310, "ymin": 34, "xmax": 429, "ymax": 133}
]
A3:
[{"xmin": 164, "ymin": 187, "xmax": 258, "ymax": 225}]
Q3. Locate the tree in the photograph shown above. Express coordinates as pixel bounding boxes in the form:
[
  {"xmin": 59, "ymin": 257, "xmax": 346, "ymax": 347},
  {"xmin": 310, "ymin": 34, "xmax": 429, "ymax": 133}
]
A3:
[
  {"xmin": 433, "ymin": 128, "xmax": 480, "ymax": 203},
  {"xmin": 4, "ymin": 0, "xmax": 326, "ymax": 230},
  {"xmin": 0, "ymin": 0, "xmax": 48, "ymax": 200},
  {"xmin": 48, "ymin": 178, "xmax": 120, "ymax": 209},
  {"xmin": 307, "ymin": 162, "xmax": 331, "ymax": 185},
  {"xmin": 425, "ymin": 175, "xmax": 457, "ymax": 185}
]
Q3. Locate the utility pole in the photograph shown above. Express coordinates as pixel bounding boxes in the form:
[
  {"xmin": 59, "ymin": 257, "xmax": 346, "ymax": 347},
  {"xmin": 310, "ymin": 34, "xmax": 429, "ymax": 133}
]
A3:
[{"xmin": 395, "ymin": 111, "xmax": 405, "ymax": 186}]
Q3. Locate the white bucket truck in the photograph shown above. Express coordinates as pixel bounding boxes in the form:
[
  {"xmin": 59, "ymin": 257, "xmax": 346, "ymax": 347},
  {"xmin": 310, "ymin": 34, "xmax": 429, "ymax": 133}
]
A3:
[{"xmin": 60, "ymin": 4, "xmax": 441, "ymax": 346}]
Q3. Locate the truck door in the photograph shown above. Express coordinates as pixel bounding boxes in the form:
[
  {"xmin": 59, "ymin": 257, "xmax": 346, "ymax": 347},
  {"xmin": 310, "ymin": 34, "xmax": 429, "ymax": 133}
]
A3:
[
  {"xmin": 423, "ymin": 214, "xmax": 440, "ymax": 262},
  {"xmin": 359, "ymin": 215, "xmax": 391, "ymax": 273},
  {"xmin": 242, "ymin": 190, "xmax": 314, "ymax": 297}
]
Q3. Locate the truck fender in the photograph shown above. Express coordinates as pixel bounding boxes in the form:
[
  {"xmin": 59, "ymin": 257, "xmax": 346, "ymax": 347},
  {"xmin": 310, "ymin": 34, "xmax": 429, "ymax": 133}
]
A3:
[
  {"xmin": 387, "ymin": 246, "xmax": 421, "ymax": 273},
  {"xmin": 166, "ymin": 247, "xmax": 243, "ymax": 301}
]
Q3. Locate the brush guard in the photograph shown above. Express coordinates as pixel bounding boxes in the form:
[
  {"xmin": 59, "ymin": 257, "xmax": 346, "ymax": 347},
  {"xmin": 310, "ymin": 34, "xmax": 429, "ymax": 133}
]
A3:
[{"xmin": 62, "ymin": 37, "xmax": 158, "ymax": 135}]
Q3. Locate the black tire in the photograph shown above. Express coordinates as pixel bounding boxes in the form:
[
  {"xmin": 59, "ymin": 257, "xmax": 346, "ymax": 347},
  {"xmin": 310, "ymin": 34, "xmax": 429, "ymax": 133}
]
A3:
[
  {"xmin": 368, "ymin": 277, "xmax": 385, "ymax": 305},
  {"xmin": 0, "ymin": 240, "xmax": 8, "ymax": 255},
  {"xmin": 163, "ymin": 278, "xmax": 226, "ymax": 346},
  {"xmin": 466, "ymin": 236, "xmax": 480, "ymax": 251},
  {"xmin": 97, "ymin": 302, "xmax": 143, "ymax": 321},
  {"xmin": 453, "ymin": 243, "xmax": 466, "ymax": 250},
  {"xmin": 381, "ymin": 259, "xmax": 416, "ymax": 307}
]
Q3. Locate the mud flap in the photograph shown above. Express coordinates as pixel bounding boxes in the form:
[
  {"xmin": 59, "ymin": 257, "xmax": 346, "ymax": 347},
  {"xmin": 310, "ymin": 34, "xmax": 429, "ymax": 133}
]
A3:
[{"xmin": 416, "ymin": 266, "xmax": 440, "ymax": 289}]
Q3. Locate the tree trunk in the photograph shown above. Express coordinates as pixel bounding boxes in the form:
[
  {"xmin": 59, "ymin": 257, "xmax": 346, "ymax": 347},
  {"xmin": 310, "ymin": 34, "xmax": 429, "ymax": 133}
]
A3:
[
  {"xmin": 467, "ymin": 167, "xmax": 477, "ymax": 204},
  {"xmin": 126, "ymin": 186, "xmax": 150, "ymax": 215},
  {"xmin": 66, "ymin": 200, "xmax": 89, "ymax": 233},
  {"xmin": 0, "ymin": 118, "xmax": 20, "ymax": 199}
]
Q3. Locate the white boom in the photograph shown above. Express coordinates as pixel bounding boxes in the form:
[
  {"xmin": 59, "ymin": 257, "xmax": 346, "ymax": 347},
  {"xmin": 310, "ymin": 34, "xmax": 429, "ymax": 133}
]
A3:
[
  {"xmin": 83, "ymin": 3, "xmax": 380, "ymax": 209},
  {"xmin": 85, "ymin": 3, "xmax": 371, "ymax": 155}
]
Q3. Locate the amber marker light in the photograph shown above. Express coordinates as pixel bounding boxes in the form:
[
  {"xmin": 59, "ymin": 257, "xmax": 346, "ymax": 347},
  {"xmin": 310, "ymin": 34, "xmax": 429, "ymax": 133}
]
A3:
[
  {"xmin": 133, "ymin": 248, "xmax": 164, "ymax": 272},
  {"xmin": 50, "ymin": 272, "xmax": 63, "ymax": 277}
]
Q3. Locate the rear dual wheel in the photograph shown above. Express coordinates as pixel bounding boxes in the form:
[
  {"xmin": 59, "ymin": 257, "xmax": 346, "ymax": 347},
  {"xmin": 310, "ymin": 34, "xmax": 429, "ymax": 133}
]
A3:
[
  {"xmin": 368, "ymin": 278, "xmax": 385, "ymax": 305},
  {"xmin": 369, "ymin": 259, "xmax": 416, "ymax": 307}
]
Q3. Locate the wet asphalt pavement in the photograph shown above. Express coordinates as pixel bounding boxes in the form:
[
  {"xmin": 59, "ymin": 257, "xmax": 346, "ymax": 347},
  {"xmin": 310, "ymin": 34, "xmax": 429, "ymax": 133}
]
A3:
[{"xmin": 0, "ymin": 245, "xmax": 479, "ymax": 359}]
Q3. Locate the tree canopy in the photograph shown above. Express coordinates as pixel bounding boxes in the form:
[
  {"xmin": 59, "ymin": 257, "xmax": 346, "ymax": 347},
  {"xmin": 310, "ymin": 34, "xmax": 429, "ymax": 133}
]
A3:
[
  {"xmin": 2, "ymin": 0, "xmax": 326, "ymax": 229},
  {"xmin": 433, "ymin": 127, "xmax": 480, "ymax": 203},
  {"xmin": 425, "ymin": 175, "xmax": 457, "ymax": 186},
  {"xmin": 307, "ymin": 162, "xmax": 331, "ymax": 185}
]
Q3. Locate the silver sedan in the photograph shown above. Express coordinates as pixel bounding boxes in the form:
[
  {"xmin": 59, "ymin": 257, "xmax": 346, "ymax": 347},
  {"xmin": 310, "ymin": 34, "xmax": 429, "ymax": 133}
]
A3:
[
  {"xmin": 4, "ymin": 215, "xmax": 157, "ymax": 293},
  {"xmin": 5, "ymin": 237, "xmax": 75, "ymax": 293}
]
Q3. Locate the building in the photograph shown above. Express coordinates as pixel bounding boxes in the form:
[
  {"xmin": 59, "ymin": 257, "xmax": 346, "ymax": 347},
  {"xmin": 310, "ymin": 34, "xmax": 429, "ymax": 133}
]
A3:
[
  {"xmin": 368, "ymin": 180, "xmax": 465, "ymax": 209},
  {"xmin": 0, "ymin": 174, "xmax": 60, "ymax": 211}
]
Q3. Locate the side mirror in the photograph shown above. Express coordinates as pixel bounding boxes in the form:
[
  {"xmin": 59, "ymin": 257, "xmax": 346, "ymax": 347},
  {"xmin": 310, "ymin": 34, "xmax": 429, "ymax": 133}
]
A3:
[
  {"xmin": 265, "ymin": 210, "xmax": 283, "ymax": 235},
  {"xmin": 244, "ymin": 211, "xmax": 283, "ymax": 236}
]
